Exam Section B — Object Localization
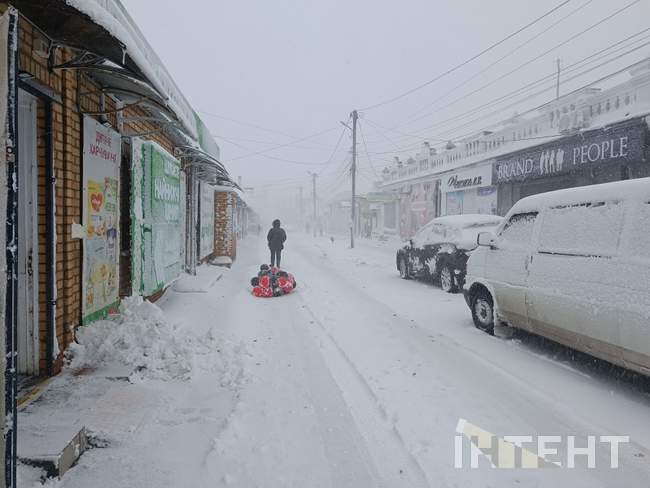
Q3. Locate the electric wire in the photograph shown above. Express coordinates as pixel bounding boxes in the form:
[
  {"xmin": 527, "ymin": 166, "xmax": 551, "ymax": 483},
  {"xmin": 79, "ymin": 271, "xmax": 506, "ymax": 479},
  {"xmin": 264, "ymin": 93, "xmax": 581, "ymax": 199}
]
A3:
[{"xmin": 359, "ymin": 0, "xmax": 574, "ymax": 111}]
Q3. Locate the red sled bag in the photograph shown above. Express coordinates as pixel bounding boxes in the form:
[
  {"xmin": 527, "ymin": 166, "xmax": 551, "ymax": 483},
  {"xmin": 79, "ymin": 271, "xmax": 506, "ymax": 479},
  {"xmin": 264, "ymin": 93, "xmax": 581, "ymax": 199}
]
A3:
[{"xmin": 251, "ymin": 266, "xmax": 296, "ymax": 297}]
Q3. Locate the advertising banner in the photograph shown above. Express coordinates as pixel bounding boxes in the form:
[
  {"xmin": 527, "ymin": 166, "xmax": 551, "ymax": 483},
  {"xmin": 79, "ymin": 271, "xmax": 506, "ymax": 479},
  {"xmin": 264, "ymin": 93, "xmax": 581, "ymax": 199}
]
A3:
[
  {"xmin": 200, "ymin": 182, "xmax": 214, "ymax": 259},
  {"xmin": 132, "ymin": 139, "xmax": 182, "ymax": 296},
  {"xmin": 82, "ymin": 116, "xmax": 121, "ymax": 324}
]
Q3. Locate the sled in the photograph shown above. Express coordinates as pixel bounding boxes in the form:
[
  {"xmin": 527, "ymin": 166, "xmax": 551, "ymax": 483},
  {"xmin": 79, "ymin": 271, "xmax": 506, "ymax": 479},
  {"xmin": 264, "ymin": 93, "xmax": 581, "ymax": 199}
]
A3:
[{"xmin": 251, "ymin": 265, "xmax": 297, "ymax": 297}]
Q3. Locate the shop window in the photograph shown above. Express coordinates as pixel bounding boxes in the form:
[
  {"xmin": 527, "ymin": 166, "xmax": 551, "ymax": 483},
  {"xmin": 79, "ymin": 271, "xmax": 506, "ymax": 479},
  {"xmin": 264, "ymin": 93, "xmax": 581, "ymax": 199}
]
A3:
[
  {"xmin": 589, "ymin": 105, "xmax": 593, "ymax": 117},
  {"xmin": 625, "ymin": 94, "xmax": 630, "ymax": 105},
  {"xmin": 605, "ymin": 100, "xmax": 610, "ymax": 112},
  {"xmin": 550, "ymin": 112, "xmax": 554, "ymax": 126},
  {"xmin": 615, "ymin": 96, "xmax": 620, "ymax": 109},
  {"xmin": 570, "ymin": 104, "xmax": 575, "ymax": 111},
  {"xmin": 597, "ymin": 103, "xmax": 601, "ymax": 115}
]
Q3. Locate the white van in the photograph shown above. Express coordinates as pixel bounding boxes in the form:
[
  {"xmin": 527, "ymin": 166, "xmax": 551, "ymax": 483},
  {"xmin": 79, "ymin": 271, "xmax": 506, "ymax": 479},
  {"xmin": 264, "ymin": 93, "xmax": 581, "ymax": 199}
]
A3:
[{"xmin": 463, "ymin": 177, "xmax": 650, "ymax": 376}]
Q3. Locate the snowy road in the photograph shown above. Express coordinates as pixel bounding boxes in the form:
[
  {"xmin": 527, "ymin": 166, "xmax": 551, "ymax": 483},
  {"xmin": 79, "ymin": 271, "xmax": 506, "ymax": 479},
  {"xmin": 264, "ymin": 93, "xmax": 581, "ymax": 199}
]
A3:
[{"xmin": 26, "ymin": 235, "xmax": 650, "ymax": 488}]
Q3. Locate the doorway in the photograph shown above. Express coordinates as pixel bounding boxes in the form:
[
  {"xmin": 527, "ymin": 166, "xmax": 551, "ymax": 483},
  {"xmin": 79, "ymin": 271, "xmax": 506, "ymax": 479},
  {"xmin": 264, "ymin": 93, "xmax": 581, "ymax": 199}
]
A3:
[{"xmin": 17, "ymin": 89, "xmax": 39, "ymax": 376}]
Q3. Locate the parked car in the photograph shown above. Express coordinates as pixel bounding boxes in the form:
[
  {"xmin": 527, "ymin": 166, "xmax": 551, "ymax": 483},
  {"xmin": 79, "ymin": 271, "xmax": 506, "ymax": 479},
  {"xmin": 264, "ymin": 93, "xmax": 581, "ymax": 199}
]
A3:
[
  {"xmin": 396, "ymin": 214, "xmax": 503, "ymax": 292},
  {"xmin": 464, "ymin": 177, "xmax": 650, "ymax": 376}
]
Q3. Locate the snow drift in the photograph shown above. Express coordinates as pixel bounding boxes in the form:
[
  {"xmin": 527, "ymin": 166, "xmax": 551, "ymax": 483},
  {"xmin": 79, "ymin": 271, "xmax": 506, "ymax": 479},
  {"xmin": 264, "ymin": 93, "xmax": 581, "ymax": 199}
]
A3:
[{"xmin": 68, "ymin": 296, "xmax": 244, "ymax": 384}]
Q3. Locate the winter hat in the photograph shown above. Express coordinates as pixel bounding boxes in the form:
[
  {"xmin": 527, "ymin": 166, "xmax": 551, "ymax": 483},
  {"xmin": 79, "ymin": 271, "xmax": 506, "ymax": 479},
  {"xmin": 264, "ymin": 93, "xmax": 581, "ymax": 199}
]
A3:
[
  {"xmin": 251, "ymin": 277, "xmax": 259, "ymax": 286},
  {"xmin": 272, "ymin": 219, "xmax": 281, "ymax": 227}
]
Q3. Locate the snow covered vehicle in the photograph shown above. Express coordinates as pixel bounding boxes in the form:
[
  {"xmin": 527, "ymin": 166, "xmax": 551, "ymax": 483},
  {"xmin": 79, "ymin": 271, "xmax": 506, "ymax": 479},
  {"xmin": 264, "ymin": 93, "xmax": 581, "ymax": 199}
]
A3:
[
  {"xmin": 464, "ymin": 177, "xmax": 650, "ymax": 376},
  {"xmin": 251, "ymin": 265, "xmax": 297, "ymax": 297},
  {"xmin": 396, "ymin": 214, "xmax": 503, "ymax": 293}
]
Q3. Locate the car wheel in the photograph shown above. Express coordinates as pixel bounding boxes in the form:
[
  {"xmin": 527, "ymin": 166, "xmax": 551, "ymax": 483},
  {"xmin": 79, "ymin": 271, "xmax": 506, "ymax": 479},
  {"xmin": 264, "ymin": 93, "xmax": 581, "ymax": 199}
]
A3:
[
  {"xmin": 399, "ymin": 257, "xmax": 410, "ymax": 279},
  {"xmin": 471, "ymin": 288, "xmax": 495, "ymax": 335},
  {"xmin": 440, "ymin": 265, "xmax": 458, "ymax": 293}
]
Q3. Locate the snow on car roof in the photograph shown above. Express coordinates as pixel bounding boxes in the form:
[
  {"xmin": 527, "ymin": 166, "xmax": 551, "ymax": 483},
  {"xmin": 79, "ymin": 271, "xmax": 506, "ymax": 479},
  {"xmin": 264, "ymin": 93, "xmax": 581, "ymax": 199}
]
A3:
[
  {"xmin": 511, "ymin": 176, "xmax": 650, "ymax": 214},
  {"xmin": 431, "ymin": 214, "xmax": 504, "ymax": 228}
]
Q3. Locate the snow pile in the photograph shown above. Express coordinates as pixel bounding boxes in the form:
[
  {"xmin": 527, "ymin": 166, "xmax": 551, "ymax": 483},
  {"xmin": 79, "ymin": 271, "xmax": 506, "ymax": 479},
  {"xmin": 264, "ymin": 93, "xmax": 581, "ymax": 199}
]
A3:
[{"xmin": 68, "ymin": 297, "xmax": 244, "ymax": 384}]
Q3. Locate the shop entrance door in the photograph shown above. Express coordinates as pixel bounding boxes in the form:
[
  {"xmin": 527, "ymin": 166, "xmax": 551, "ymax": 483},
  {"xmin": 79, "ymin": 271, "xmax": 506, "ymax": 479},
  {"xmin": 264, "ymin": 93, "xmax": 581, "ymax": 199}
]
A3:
[{"xmin": 16, "ymin": 89, "xmax": 39, "ymax": 375}]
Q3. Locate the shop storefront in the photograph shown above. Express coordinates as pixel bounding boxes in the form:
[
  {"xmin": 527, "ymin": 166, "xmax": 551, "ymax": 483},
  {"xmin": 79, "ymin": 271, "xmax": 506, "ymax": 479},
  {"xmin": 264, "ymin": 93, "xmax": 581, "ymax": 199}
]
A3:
[
  {"xmin": 441, "ymin": 164, "xmax": 497, "ymax": 216},
  {"xmin": 397, "ymin": 179, "xmax": 442, "ymax": 238},
  {"xmin": 131, "ymin": 139, "xmax": 183, "ymax": 298},
  {"xmin": 493, "ymin": 117, "xmax": 650, "ymax": 215}
]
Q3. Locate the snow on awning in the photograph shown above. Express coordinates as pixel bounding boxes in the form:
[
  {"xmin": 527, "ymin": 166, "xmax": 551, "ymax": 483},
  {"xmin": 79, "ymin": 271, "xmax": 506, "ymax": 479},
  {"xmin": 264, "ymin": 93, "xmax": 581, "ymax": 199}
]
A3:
[
  {"xmin": 14, "ymin": 0, "xmax": 223, "ymax": 161},
  {"xmin": 174, "ymin": 146, "xmax": 239, "ymax": 188},
  {"xmin": 12, "ymin": 0, "xmax": 147, "ymax": 80}
]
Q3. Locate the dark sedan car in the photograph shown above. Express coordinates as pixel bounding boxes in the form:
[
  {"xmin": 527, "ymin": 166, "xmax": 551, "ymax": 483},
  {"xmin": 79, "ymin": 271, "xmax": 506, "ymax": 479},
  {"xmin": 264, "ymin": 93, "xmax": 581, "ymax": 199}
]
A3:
[{"xmin": 396, "ymin": 214, "xmax": 503, "ymax": 293}]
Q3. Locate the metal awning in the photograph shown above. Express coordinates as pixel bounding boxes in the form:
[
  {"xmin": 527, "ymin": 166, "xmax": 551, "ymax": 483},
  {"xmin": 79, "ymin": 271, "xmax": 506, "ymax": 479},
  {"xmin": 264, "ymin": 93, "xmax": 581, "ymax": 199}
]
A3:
[
  {"xmin": 12, "ymin": 0, "xmax": 146, "ymax": 80},
  {"xmin": 174, "ymin": 145, "xmax": 238, "ymax": 188}
]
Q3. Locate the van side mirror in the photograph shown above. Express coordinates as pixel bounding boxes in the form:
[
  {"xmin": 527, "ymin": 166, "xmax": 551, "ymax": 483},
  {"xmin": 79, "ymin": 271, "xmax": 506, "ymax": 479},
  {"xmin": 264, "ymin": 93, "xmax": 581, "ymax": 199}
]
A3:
[{"xmin": 477, "ymin": 231, "xmax": 496, "ymax": 249}]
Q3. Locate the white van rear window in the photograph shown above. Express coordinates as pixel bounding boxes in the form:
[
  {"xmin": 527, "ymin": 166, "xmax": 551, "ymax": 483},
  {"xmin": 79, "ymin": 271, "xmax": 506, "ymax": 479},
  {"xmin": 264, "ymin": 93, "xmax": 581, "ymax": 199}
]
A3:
[
  {"xmin": 538, "ymin": 201, "xmax": 624, "ymax": 256},
  {"xmin": 626, "ymin": 202, "xmax": 650, "ymax": 260}
]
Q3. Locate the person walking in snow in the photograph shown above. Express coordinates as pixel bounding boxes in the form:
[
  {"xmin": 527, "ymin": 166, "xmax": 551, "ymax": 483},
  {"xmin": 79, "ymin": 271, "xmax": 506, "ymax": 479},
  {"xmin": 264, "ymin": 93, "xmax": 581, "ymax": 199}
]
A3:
[{"xmin": 267, "ymin": 219, "xmax": 287, "ymax": 267}]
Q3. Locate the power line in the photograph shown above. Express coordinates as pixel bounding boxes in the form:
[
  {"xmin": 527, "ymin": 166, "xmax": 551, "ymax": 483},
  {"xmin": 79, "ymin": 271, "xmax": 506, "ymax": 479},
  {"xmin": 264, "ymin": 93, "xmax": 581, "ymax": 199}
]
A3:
[
  {"xmin": 224, "ymin": 125, "xmax": 340, "ymax": 162},
  {"xmin": 212, "ymin": 133, "xmax": 338, "ymax": 151},
  {"xmin": 365, "ymin": 28, "xmax": 650, "ymax": 148},
  {"xmin": 416, "ymin": 0, "xmax": 642, "ymax": 126},
  {"xmin": 357, "ymin": 121, "xmax": 380, "ymax": 177},
  {"xmin": 429, "ymin": 52, "xmax": 650, "ymax": 143},
  {"xmin": 199, "ymin": 109, "xmax": 333, "ymax": 149},
  {"xmin": 359, "ymin": 0, "xmax": 574, "ymax": 111},
  {"xmin": 404, "ymin": 0, "xmax": 596, "ymax": 123}
]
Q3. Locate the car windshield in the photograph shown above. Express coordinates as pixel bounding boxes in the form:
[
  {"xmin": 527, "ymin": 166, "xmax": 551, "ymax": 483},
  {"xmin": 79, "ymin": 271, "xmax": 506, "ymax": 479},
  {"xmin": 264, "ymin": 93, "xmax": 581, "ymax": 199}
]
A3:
[{"xmin": 13, "ymin": 2, "xmax": 650, "ymax": 487}]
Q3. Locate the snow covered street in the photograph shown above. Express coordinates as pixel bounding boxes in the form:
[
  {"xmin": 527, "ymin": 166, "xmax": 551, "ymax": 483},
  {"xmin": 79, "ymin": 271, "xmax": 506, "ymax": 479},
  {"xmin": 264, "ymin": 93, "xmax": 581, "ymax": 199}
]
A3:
[{"xmin": 20, "ymin": 235, "xmax": 650, "ymax": 488}]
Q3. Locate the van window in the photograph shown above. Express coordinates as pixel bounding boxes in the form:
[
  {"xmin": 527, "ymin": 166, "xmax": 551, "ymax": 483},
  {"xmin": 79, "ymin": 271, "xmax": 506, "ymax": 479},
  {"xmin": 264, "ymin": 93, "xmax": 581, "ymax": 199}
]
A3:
[
  {"xmin": 539, "ymin": 201, "xmax": 624, "ymax": 256},
  {"xmin": 627, "ymin": 202, "xmax": 650, "ymax": 260},
  {"xmin": 498, "ymin": 212, "xmax": 537, "ymax": 248}
]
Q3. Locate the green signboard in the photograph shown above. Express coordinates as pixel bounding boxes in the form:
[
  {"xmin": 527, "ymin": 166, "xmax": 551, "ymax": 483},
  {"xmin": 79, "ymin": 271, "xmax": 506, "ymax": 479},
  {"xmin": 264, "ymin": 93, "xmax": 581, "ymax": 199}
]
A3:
[{"xmin": 132, "ymin": 139, "xmax": 183, "ymax": 296}]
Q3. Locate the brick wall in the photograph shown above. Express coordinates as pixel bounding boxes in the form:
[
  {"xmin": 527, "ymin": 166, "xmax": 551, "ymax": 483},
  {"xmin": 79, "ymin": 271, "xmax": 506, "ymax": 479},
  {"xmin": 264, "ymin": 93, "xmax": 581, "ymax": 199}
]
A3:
[
  {"xmin": 214, "ymin": 190, "xmax": 237, "ymax": 260},
  {"xmin": 18, "ymin": 16, "xmax": 178, "ymax": 375}
]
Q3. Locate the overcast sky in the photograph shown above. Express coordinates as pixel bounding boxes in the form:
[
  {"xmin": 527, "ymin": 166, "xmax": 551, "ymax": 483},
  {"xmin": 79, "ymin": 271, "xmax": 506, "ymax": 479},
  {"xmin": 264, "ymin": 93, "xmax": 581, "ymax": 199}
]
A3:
[{"xmin": 121, "ymin": 0, "xmax": 649, "ymax": 210}]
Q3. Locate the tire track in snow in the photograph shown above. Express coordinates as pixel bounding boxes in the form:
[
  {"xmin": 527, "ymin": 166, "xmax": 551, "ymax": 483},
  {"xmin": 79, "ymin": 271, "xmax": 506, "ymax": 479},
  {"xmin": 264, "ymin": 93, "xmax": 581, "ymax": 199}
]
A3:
[{"xmin": 298, "ymin": 296, "xmax": 432, "ymax": 488}]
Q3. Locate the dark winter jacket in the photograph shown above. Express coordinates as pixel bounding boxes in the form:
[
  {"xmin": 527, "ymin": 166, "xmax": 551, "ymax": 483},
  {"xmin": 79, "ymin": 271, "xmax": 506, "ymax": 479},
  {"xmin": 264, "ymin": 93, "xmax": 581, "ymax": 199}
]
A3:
[{"xmin": 267, "ymin": 221, "xmax": 287, "ymax": 250}]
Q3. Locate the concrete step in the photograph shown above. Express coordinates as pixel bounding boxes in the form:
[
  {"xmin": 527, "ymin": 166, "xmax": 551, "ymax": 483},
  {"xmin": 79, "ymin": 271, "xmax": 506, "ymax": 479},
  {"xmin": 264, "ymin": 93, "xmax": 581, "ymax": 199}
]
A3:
[{"xmin": 18, "ymin": 425, "xmax": 87, "ymax": 478}]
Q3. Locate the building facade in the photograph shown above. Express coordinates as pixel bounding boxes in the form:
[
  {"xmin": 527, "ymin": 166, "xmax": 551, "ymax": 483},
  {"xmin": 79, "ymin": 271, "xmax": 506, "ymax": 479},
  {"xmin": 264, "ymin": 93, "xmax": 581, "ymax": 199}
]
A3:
[{"xmin": 378, "ymin": 59, "xmax": 650, "ymax": 238}]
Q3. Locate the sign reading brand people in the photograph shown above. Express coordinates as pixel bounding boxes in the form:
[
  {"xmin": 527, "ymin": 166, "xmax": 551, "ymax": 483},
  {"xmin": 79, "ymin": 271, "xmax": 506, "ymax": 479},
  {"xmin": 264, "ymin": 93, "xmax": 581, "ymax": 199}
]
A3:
[
  {"xmin": 493, "ymin": 119, "xmax": 646, "ymax": 183},
  {"xmin": 82, "ymin": 116, "xmax": 121, "ymax": 324},
  {"xmin": 132, "ymin": 139, "xmax": 182, "ymax": 296},
  {"xmin": 200, "ymin": 182, "xmax": 215, "ymax": 259}
]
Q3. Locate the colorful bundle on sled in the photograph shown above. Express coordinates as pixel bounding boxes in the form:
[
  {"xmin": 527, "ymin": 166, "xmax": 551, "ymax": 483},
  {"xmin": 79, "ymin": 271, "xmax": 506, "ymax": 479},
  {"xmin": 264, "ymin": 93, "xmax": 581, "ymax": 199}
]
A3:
[{"xmin": 251, "ymin": 264, "xmax": 297, "ymax": 297}]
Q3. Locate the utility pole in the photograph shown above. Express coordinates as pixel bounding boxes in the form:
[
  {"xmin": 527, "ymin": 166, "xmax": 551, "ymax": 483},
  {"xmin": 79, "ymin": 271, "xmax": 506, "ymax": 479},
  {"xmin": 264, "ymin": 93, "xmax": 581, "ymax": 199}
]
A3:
[
  {"xmin": 310, "ymin": 172, "xmax": 318, "ymax": 237},
  {"xmin": 351, "ymin": 109, "xmax": 358, "ymax": 248},
  {"xmin": 555, "ymin": 58, "xmax": 561, "ymax": 100}
]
